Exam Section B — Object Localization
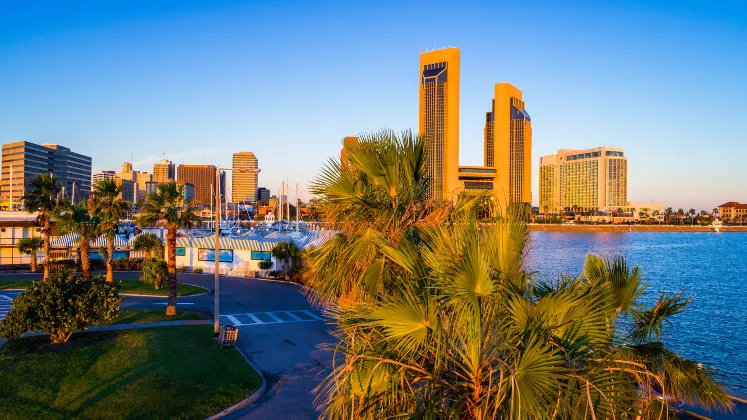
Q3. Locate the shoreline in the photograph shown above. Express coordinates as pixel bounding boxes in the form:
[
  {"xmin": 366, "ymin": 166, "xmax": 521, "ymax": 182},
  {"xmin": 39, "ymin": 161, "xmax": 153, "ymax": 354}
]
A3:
[{"xmin": 528, "ymin": 224, "xmax": 747, "ymax": 233}]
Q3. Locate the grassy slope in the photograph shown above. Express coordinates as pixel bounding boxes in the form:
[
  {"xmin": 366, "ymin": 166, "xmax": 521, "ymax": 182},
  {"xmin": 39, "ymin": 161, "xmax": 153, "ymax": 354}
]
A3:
[
  {"xmin": 0, "ymin": 325, "xmax": 261, "ymax": 419},
  {"xmin": 0, "ymin": 278, "xmax": 207, "ymax": 296}
]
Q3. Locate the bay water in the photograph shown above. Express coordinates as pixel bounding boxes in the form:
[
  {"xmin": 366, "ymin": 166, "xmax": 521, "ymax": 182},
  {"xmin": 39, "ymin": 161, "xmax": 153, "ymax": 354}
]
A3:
[{"xmin": 524, "ymin": 231, "xmax": 747, "ymax": 392}]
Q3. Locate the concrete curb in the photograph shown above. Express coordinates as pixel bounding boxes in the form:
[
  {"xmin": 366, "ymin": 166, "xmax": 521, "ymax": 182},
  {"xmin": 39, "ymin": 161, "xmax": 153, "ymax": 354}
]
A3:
[
  {"xmin": 121, "ymin": 283, "xmax": 210, "ymax": 299},
  {"xmin": 206, "ymin": 346, "xmax": 268, "ymax": 420}
]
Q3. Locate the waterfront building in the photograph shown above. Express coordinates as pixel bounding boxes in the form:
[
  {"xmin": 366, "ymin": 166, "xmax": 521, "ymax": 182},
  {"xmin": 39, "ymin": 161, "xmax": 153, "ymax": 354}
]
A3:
[
  {"xmin": 231, "ymin": 152, "xmax": 259, "ymax": 203},
  {"xmin": 256, "ymin": 187, "xmax": 270, "ymax": 206},
  {"xmin": 539, "ymin": 146, "xmax": 627, "ymax": 213},
  {"xmin": 484, "ymin": 84, "xmax": 532, "ymax": 205},
  {"xmin": 92, "ymin": 170, "xmax": 116, "ymax": 184},
  {"xmin": 419, "ymin": 48, "xmax": 460, "ymax": 202},
  {"xmin": 153, "ymin": 159, "xmax": 175, "ymax": 183},
  {"xmin": 177, "ymin": 164, "xmax": 224, "ymax": 205},
  {"xmin": 1, "ymin": 141, "xmax": 92, "ymax": 206},
  {"xmin": 717, "ymin": 202, "xmax": 747, "ymax": 222}
]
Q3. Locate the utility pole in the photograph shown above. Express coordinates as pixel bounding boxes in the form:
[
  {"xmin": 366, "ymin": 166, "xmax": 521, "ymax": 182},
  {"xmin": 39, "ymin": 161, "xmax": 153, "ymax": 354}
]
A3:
[
  {"xmin": 214, "ymin": 168, "xmax": 221, "ymax": 335},
  {"xmin": 296, "ymin": 183, "xmax": 299, "ymax": 232},
  {"xmin": 9, "ymin": 164, "xmax": 13, "ymax": 211},
  {"xmin": 286, "ymin": 176, "xmax": 290, "ymax": 223}
]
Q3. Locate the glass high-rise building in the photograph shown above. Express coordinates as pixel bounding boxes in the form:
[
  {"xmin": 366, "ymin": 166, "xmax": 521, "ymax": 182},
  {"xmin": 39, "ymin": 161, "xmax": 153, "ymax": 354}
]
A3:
[
  {"xmin": 484, "ymin": 83, "xmax": 532, "ymax": 205},
  {"xmin": 231, "ymin": 152, "xmax": 259, "ymax": 203},
  {"xmin": 539, "ymin": 146, "xmax": 628, "ymax": 213},
  {"xmin": 1, "ymin": 141, "xmax": 92, "ymax": 205},
  {"xmin": 419, "ymin": 48, "xmax": 460, "ymax": 202}
]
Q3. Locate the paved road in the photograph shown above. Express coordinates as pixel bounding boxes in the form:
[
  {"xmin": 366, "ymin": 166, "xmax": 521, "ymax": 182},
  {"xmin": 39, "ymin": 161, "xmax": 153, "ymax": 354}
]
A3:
[{"xmin": 1, "ymin": 272, "xmax": 333, "ymax": 419}]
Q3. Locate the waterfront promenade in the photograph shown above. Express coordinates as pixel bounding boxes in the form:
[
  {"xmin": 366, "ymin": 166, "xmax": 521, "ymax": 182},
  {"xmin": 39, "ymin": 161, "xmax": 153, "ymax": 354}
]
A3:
[{"xmin": 528, "ymin": 224, "xmax": 747, "ymax": 233}]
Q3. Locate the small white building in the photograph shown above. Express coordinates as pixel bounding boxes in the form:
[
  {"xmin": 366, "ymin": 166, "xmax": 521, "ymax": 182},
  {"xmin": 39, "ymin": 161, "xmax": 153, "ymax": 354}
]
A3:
[{"xmin": 174, "ymin": 236, "xmax": 280, "ymax": 275}]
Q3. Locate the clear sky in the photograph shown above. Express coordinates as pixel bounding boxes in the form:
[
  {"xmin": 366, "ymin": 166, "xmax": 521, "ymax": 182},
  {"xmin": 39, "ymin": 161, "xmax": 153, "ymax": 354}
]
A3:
[{"xmin": 1, "ymin": 0, "xmax": 745, "ymax": 210}]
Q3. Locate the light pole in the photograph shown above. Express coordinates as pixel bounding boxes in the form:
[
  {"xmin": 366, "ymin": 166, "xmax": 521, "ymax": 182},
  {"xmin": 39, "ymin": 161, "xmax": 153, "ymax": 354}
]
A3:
[{"xmin": 213, "ymin": 166, "xmax": 259, "ymax": 335}]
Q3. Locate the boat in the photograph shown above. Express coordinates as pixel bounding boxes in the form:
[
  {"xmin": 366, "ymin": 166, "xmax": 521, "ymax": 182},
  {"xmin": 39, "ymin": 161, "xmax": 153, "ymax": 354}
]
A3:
[{"xmin": 711, "ymin": 220, "xmax": 723, "ymax": 233}]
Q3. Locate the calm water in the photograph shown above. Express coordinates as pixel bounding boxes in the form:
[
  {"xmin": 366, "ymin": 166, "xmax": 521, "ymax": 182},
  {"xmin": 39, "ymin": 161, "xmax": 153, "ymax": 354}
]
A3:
[{"xmin": 524, "ymin": 231, "xmax": 747, "ymax": 393}]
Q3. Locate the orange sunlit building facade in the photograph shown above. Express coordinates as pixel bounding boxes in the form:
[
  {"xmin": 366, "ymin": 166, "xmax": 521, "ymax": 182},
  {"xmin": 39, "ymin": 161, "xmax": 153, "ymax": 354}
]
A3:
[
  {"xmin": 419, "ymin": 48, "xmax": 460, "ymax": 202},
  {"xmin": 418, "ymin": 48, "xmax": 531, "ymax": 206}
]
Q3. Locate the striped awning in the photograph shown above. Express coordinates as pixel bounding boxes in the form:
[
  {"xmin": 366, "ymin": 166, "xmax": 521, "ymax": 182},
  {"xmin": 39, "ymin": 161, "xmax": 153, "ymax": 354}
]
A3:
[
  {"xmin": 176, "ymin": 236, "xmax": 276, "ymax": 251},
  {"xmin": 51, "ymin": 233, "xmax": 128, "ymax": 248}
]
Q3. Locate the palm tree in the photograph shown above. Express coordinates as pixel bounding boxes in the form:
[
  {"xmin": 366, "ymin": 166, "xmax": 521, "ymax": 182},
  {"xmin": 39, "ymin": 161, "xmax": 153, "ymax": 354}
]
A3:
[
  {"xmin": 677, "ymin": 208, "xmax": 685, "ymax": 224},
  {"xmin": 664, "ymin": 207, "xmax": 673, "ymax": 224},
  {"xmin": 52, "ymin": 201, "xmax": 100, "ymax": 280},
  {"xmin": 22, "ymin": 174, "xmax": 62, "ymax": 280},
  {"xmin": 306, "ymin": 133, "xmax": 731, "ymax": 418},
  {"xmin": 137, "ymin": 182, "xmax": 200, "ymax": 315},
  {"xmin": 271, "ymin": 241, "xmax": 302, "ymax": 281},
  {"xmin": 132, "ymin": 232, "xmax": 163, "ymax": 259},
  {"xmin": 16, "ymin": 237, "xmax": 43, "ymax": 272},
  {"xmin": 305, "ymin": 129, "xmax": 481, "ymax": 305},
  {"xmin": 89, "ymin": 180, "xmax": 129, "ymax": 283},
  {"xmin": 688, "ymin": 208, "xmax": 696, "ymax": 225}
]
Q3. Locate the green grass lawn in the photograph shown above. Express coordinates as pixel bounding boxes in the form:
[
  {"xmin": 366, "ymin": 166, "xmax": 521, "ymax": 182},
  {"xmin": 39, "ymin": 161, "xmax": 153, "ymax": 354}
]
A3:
[
  {"xmin": 0, "ymin": 277, "xmax": 207, "ymax": 296},
  {"xmin": 104, "ymin": 308, "xmax": 207, "ymax": 325},
  {"xmin": 0, "ymin": 279, "xmax": 32, "ymax": 290},
  {"xmin": 0, "ymin": 325, "xmax": 261, "ymax": 419}
]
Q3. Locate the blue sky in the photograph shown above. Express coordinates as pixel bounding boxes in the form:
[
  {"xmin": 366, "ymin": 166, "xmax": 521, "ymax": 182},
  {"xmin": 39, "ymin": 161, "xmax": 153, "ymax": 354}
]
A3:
[{"xmin": 1, "ymin": 0, "xmax": 745, "ymax": 209}]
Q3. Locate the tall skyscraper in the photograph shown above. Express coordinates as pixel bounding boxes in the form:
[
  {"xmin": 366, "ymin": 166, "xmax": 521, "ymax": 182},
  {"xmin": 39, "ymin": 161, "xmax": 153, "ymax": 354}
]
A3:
[
  {"xmin": 419, "ymin": 48, "xmax": 460, "ymax": 202},
  {"xmin": 539, "ymin": 146, "xmax": 628, "ymax": 213},
  {"xmin": 484, "ymin": 83, "xmax": 532, "ymax": 206},
  {"xmin": 1, "ymin": 141, "xmax": 92, "ymax": 204},
  {"xmin": 153, "ymin": 159, "xmax": 175, "ymax": 183},
  {"xmin": 177, "ymin": 164, "xmax": 224, "ymax": 205},
  {"xmin": 121, "ymin": 161, "xmax": 133, "ymax": 174},
  {"xmin": 231, "ymin": 152, "xmax": 259, "ymax": 203},
  {"xmin": 135, "ymin": 172, "xmax": 152, "ymax": 200}
]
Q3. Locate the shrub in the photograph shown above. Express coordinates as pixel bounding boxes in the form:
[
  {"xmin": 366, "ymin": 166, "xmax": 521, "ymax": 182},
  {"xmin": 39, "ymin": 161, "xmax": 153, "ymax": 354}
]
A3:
[
  {"xmin": 141, "ymin": 258, "xmax": 168, "ymax": 289},
  {"xmin": 177, "ymin": 265, "xmax": 189, "ymax": 273},
  {"xmin": 258, "ymin": 260, "xmax": 273, "ymax": 278},
  {"xmin": 192, "ymin": 267, "xmax": 203, "ymax": 274},
  {"xmin": 0, "ymin": 270, "xmax": 121, "ymax": 343},
  {"xmin": 268, "ymin": 270, "xmax": 279, "ymax": 279},
  {"xmin": 112, "ymin": 257, "xmax": 143, "ymax": 271}
]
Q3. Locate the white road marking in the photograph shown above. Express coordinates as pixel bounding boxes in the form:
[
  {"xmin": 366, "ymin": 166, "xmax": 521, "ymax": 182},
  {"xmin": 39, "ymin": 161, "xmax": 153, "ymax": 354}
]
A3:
[
  {"xmin": 244, "ymin": 313, "xmax": 265, "ymax": 324},
  {"xmin": 219, "ymin": 309, "xmax": 328, "ymax": 326},
  {"xmin": 0, "ymin": 294, "xmax": 14, "ymax": 320},
  {"xmin": 265, "ymin": 312, "xmax": 284, "ymax": 323},
  {"xmin": 226, "ymin": 315, "xmax": 241, "ymax": 326},
  {"xmin": 283, "ymin": 311, "xmax": 304, "ymax": 321},
  {"xmin": 302, "ymin": 310, "xmax": 325, "ymax": 321},
  {"xmin": 153, "ymin": 302, "xmax": 195, "ymax": 305}
]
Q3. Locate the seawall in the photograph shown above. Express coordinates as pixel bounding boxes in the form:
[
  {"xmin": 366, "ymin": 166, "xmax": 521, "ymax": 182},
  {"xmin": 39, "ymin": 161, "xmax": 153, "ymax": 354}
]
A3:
[{"xmin": 527, "ymin": 224, "xmax": 747, "ymax": 233}]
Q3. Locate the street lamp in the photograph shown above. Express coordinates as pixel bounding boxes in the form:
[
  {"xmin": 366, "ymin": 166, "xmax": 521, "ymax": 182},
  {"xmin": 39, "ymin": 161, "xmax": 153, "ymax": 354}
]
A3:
[{"xmin": 213, "ymin": 166, "xmax": 260, "ymax": 335}]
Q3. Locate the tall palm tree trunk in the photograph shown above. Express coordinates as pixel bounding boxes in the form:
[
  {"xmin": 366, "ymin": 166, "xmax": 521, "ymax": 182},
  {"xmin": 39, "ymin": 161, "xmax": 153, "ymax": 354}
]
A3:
[
  {"xmin": 43, "ymin": 221, "xmax": 50, "ymax": 281},
  {"xmin": 106, "ymin": 236, "xmax": 114, "ymax": 283},
  {"xmin": 80, "ymin": 239, "xmax": 91, "ymax": 281},
  {"xmin": 30, "ymin": 252, "xmax": 38, "ymax": 272},
  {"xmin": 166, "ymin": 226, "xmax": 177, "ymax": 316}
]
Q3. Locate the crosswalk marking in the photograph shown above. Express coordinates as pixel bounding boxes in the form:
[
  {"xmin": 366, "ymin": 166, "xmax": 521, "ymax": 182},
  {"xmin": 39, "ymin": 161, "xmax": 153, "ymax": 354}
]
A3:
[
  {"xmin": 302, "ymin": 310, "xmax": 324, "ymax": 321},
  {"xmin": 0, "ymin": 295, "xmax": 14, "ymax": 321},
  {"xmin": 220, "ymin": 309, "xmax": 329, "ymax": 327},
  {"xmin": 244, "ymin": 313, "xmax": 265, "ymax": 324}
]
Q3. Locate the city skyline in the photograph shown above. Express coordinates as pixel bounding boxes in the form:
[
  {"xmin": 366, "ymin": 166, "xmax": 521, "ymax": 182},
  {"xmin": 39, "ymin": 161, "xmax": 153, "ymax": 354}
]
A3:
[{"xmin": 1, "ymin": 1, "xmax": 746, "ymax": 209}]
